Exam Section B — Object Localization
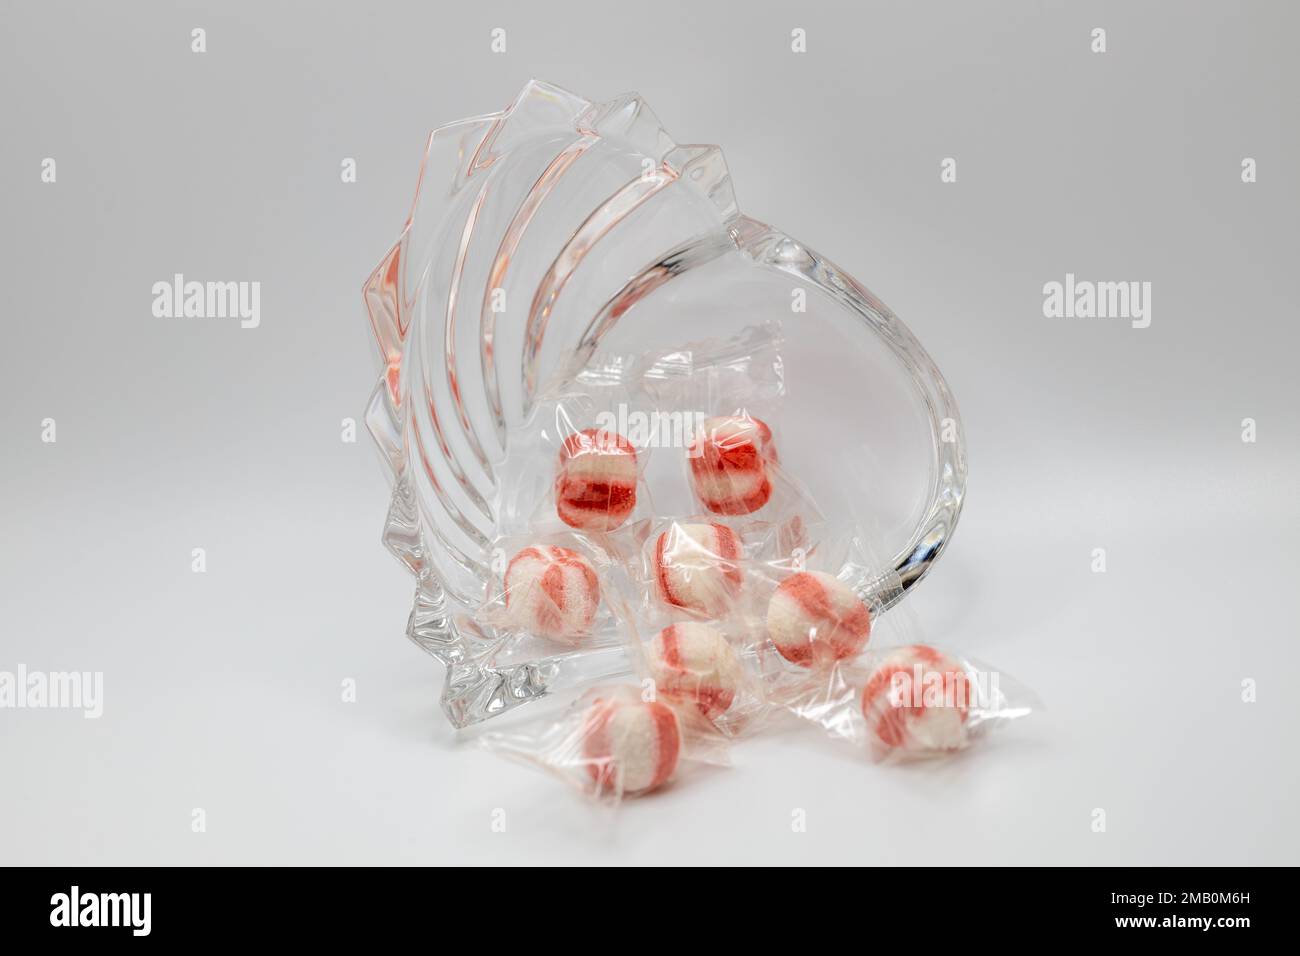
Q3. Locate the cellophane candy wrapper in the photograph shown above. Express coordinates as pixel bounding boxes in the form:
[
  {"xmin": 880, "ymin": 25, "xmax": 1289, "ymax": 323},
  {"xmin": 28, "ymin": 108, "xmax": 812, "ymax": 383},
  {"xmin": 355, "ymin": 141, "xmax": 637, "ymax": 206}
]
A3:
[
  {"xmin": 736, "ymin": 529, "xmax": 1038, "ymax": 761},
  {"xmin": 633, "ymin": 321, "xmax": 822, "ymax": 546},
  {"xmin": 619, "ymin": 517, "xmax": 814, "ymax": 737},
  {"xmin": 744, "ymin": 530, "xmax": 897, "ymax": 684},
  {"xmin": 477, "ymin": 684, "xmax": 730, "ymax": 804},
  {"xmin": 786, "ymin": 646, "xmax": 1037, "ymax": 763},
  {"xmin": 493, "ymin": 357, "xmax": 656, "ymax": 538},
  {"xmin": 472, "ymin": 530, "xmax": 639, "ymax": 660},
  {"xmin": 588, "ymin": 323, "xmax": 835, "ymax": 739}
]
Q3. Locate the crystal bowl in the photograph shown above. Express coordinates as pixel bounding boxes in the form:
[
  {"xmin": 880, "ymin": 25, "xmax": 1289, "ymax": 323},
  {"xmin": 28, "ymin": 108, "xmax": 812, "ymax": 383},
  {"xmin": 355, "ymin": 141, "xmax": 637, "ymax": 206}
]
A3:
[{"xmin": 363, "ymin": 80, "xmax": 967, "ymax": 728}]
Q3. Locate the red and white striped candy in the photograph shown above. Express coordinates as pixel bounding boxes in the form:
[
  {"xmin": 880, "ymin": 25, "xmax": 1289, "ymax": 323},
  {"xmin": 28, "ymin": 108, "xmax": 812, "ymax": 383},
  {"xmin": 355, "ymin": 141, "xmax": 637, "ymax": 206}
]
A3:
[
  {"xmin": 766, "ymin": 570, "xmax": 872, "ymax": 667},
  {"xmin": 688, "ymin": 415, "xmax": 777, "ymax": 516},
  {"xmin": 555, "ymin": 428, "xmax": 638, "ymax": 531},
  {"xmin": 648, "ymin": 623, "xmax": 742, "ymax": 720},
  {"xmin": 581, "ymin": 695, "xmax": 681, "ymax": 795},
  {"xmin": 503, "ymin": 545, "xmax": 599, "ymax": 641},
  {"xmin": 861, "ymin": 645, "xmax": 971, "ymax": 756},
  {"xmin": 652, "ymin": 522, "xmax": 743, "ymax": 617}
]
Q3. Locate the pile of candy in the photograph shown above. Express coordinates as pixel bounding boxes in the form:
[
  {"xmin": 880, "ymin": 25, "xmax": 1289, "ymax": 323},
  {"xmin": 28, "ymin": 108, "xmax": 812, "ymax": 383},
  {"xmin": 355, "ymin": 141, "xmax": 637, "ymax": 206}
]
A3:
[{"xmin": 476, "ymin": 327, "xmax": 1032, "ymax": 803}]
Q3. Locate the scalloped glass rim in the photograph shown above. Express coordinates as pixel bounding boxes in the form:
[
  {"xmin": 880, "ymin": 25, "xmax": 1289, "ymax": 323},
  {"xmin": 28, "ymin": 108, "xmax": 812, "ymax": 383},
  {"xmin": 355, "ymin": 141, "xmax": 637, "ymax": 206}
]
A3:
[{"xmin": 362, "ymin": 80, "xmax": 967, "ymax": 728}]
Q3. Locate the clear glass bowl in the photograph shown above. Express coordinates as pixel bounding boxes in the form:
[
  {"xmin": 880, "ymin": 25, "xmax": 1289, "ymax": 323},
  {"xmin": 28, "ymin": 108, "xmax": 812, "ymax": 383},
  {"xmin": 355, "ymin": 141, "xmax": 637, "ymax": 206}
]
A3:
[{"xmin": 363, "ymin": 80, "xmax": 967, "ymax": 728}]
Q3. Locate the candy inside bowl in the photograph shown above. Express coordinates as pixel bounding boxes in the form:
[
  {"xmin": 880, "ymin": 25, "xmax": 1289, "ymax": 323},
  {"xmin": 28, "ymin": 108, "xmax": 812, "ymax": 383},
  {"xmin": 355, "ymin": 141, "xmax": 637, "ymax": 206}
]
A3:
[{"xmin": 363, "ymin": 80, "xmax": 966, "ymax": 728}]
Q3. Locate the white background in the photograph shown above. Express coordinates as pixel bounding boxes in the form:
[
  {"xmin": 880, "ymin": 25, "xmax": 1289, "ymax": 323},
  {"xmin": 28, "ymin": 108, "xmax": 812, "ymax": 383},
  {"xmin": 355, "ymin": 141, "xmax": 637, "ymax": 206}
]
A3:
[{"xmin": 1, "ymin": 0, "xmax": 1296, "ymax": 864}]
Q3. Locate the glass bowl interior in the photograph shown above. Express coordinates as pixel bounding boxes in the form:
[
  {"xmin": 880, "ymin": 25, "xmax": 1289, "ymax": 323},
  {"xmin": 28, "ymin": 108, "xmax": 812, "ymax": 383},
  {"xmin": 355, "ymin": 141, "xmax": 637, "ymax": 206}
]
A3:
[{"xmin": 364, "ymin": 80, "xmax": 965, "ymax": 726}]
